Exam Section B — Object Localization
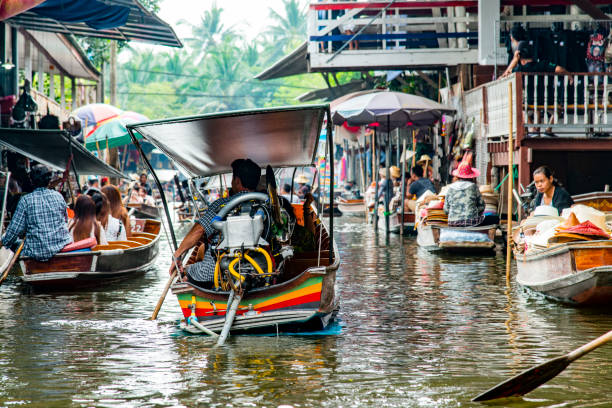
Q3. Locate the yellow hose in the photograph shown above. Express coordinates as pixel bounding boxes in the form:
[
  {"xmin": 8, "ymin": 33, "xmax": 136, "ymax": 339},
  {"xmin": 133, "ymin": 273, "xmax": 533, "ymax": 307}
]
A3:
[
  {"xmin": 216, "ymin": 248, "xmax": 274, "ymax": 290},
  {"xmin": 250, "ymin": 247, "xmax": 273, "ymax": 274}
]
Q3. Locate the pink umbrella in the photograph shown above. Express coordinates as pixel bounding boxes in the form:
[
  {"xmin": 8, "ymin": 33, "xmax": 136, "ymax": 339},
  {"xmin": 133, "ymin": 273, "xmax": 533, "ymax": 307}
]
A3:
[{"xmin": 72, "ymin": 103, "xmax": 123, "ymax": 129}]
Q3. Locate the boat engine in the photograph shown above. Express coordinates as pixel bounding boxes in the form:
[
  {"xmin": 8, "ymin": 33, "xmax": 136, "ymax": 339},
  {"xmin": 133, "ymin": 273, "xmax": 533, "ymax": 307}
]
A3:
[{"xmin": 210, "ymin": 191, "xmax": 294, "ymax": 291}]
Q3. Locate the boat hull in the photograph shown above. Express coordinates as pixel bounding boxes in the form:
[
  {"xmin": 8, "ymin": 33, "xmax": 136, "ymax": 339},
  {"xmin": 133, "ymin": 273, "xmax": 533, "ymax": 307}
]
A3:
[
  {"xmin": 417, "ymin": 224, "xmax": 496, "ymax": 253},
  {"xmin": 19, "ymin": 220, "xmax": 161, "ymax": 289},
  {"xmin": 378, "ymin": 212, "xmax": 416, "ymax": 234},
  {"xmin": 516, "ymin": 241, "xmax": 612, "ymax": 305},
  {"xmin": 337, "ymin": 199, "xmax": 366, "ymax": 216}
]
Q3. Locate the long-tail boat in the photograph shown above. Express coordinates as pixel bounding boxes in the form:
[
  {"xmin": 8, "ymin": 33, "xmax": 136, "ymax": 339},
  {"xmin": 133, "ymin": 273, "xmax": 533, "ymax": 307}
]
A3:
[
  {"xmin": 336, "ymin": 197, "xmax": 365, "ymax": 216},
  {"xmin": 0, "ymin": 128, "xmax": 161, "ymax": 289},
  {"xmin": 20, "ymin": 219, "xmax": 161, "ymax": 288},
  {"xmin": 417, "ymin": 223, "xmax": 497, "ymax": 252},
  {"xmin": 378, "ymin": 211, "xmax": 416, "ymax": 234},
  {"xmin": 128, "ymin": 105, "xmax": 339, "ymax": 334},
  {"xmin": 515, "ymin": 240, "xmax": 612, "ymax": 305}
]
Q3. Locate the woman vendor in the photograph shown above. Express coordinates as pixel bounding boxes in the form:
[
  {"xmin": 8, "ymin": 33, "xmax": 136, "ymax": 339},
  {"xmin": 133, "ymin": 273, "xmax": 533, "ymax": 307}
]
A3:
[
  {"xmin": 443, "ymin": 153, "xmax": 486, "ymax": 227},
  {"xmin": 532, "ymin": 165, "xmax": 573, "ymax": 214}
]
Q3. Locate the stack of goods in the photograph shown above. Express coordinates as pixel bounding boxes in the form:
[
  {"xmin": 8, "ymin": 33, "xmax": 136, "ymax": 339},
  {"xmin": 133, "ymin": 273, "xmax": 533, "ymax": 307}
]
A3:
[
  {"xmin": 425, "ymin": 205, "xmax": 448, "ymax": 226},
  {"xmin": 479, "ymin": 185, "xmax": 499, "ymax": 217},
  {"xmin": 524, "ymin": 205, "xmax": 611, "ymax": 250}
]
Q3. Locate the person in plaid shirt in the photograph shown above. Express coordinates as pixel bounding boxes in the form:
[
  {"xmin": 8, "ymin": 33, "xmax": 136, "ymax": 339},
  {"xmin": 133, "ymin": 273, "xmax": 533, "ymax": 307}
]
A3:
[
  {"xmin": 0, "ymin": 165, "xmax": 72, "ymax": 261},
  {"xmin": 169, "ymin": 159, "xmax": 261, "ymax": 285}
]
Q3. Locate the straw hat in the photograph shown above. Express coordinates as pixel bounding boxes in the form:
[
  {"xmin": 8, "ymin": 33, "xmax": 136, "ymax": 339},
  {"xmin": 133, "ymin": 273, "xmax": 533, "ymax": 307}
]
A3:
[
  {"xmin": 479, "ymin": 184, "xmax": 495, "ymax": 195},
  {"xmin": 390, "ymin": 166, "xmax": 401, "ymax": 179},
  {"xmin": 534, "ymin": 205, "xmax": 559, "ymax": 217},
  {"xmin": 417, "ymin": 154, "xmax": 432, "ymax": 165},
  {"xmin": 561, "ymin": 204, "xmax": 610, "ymax": 234},
  {"xmin": 295, "ymin": 174, "xmax": 309, "ymax": 184}
]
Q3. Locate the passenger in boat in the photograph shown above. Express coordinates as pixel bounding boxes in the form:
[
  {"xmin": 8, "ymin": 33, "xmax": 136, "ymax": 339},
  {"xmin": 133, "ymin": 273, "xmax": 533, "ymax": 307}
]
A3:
[
  {"xmin": 281, "ymin": 183, "xmax": 299, "ymax": 203},
  {"xmin": 169, "ymin": 158, "xmax": 261, "ymax": 284},
  {"xmin": 86, "ymin": 176, "xmax": 99, "ymax": 192},
  {"xmin": 101, "ymin": 184, "xmax": 131, "ymax": 238},
  {"xmin": 295, "ymin": 173, "xmax": 311, "ymax": 199},
  {"xmin": 138, "ymin": 187, "xmax": 156, "ymax": 207},
  {"xmin": 68, "ymin": 195, "xmax": 108, "ymax": 245},
  {"xmin": 0, "ymin": 165, "xmax": 72, "ymax": 261},
  {"xmin": 443, "ymin": 154, "xmax": 486, "ymax": 227},
  {"xmin": 531, "ymin": 165, "xmax": 574, "ymax": 214},
  {"xmin": 405, "ymin": 165, "xmax": 436, "ymax": 211},
  {"xmin": 93, "ymin": 192, "xmax": 126, "ymax": 242},
  {"xmin": 139, "ymin": 172, "xmax": 153, "ymax": 196}
]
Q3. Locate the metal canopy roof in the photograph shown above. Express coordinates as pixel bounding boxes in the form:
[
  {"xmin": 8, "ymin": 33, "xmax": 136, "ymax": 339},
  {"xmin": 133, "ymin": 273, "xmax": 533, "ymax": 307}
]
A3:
[
  {"xmin": 6, "ymin": 1, "xmax": 182, "ymax": 48},
  {"xmin": 255, "ymin": 42, "xmax": 308, "ymax": 81},
  {"xmin": 128, "ymin": 105, "xmax": 329, "ymax": 178},
  {"xmin": 0, "ymin": 128, "xmax": 127, "ymax": 178}
]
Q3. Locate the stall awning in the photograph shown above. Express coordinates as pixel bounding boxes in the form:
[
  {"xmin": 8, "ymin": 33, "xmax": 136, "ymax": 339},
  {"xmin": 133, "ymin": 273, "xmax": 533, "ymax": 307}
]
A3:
[
  {"xmin": 0, "ymin": 128, "xmax": 127, "ymax": 178},
  {"xmin": 5, "ymin": 0, "xmax": 182, "ymax": 48},
  {"xmin": 129, "ymin": 105, "xmax": 328, "ymax": 178},
  {"xmin": 255, "ymin": 42, "xmax": 308, "ymax": 80}
]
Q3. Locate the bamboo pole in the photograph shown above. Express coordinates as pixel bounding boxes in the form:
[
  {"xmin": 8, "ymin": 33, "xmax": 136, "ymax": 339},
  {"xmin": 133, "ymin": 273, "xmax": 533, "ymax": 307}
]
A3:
[
  {"xmin": 506, "ymin": 81, "xmax": 514, "ymax": 282},
  {"xmin": 399, "ymin": 135, "xmax": 407, "ymax": 236}
]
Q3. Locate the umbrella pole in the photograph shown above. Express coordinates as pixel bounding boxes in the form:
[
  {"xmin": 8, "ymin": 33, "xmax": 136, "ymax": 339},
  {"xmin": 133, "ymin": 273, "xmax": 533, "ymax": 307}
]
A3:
[
  {"xmin": 357, "ymin": 139, "xmax": 366, "ymax": 203},
  {"xmin": 385, "ymin": 118, "xmax": 391, "ymax": 235},
  {"xmin": 400, "ymin": 135, "xmax": 407, "ymax": 236},
  {"xmin": 373, "ymin": 129, "xmax": 380, "ymax": 229}
]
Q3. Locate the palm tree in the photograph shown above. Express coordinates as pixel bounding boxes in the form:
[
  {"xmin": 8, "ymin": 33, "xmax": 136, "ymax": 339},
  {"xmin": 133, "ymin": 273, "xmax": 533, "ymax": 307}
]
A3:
[
  {"xmin": 179, "ymin": 1, "xmax": 235, "ymax": 64},
  {"xmin": 266, "ymin": 0, "xmax": 307, "ymax": 55}
]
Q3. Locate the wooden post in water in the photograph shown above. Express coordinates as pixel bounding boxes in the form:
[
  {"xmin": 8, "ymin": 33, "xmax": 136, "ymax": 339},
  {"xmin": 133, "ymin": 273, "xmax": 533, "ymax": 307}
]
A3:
[
  {"xmin": 373, "ymin": 129, "xmax": 380, "ymax": 229},
  {"xmin": 399, "ymin": 135, "xmax": 407, "ymax": 236},
  {"xmin": 506, "ymin": 81, "xmax": 514, "ymax": 282}
]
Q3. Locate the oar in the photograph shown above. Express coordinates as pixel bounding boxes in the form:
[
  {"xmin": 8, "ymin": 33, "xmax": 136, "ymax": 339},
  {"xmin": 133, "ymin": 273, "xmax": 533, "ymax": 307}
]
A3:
[
  {"xmin": 0, "ymin": 241, "xmax": 24, "ymax": 286},
  {"xmin": 149, "ymin": 269, "xmax": 177, "ymax": 320},
  {"xmin": 472, "ymin": 329, "xmax": 612, "ymax": 401}
]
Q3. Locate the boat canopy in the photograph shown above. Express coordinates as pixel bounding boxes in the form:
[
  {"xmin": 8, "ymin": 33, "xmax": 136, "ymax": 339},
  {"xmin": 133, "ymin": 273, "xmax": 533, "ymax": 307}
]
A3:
[
  {"xmin": 0, "ymin": 128, "xmax": 127, "ymax": 178},
  {"xmin": 128, "ymin": 105, "xmax": 328, "ymax": 178}
]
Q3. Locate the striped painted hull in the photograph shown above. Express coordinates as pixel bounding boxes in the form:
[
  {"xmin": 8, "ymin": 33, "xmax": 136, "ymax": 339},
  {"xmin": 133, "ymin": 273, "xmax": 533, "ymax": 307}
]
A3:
[{"xmin": 172, "ymin": 268, "xmax": 337, "ymax": 334}]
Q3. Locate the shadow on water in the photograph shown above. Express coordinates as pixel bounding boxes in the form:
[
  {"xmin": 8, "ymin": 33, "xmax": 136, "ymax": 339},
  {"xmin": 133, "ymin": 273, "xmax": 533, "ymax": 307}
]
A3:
[{"xmin": 0, "ymin": 218, "xmax": 610, "ymax": 407}]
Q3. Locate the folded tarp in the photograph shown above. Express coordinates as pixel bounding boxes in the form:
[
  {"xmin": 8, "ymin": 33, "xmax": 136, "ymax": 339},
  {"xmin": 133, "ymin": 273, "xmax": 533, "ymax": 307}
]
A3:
[{"xmin": 0, "ymin": 128, "xmax": 127, "ymax": 178}]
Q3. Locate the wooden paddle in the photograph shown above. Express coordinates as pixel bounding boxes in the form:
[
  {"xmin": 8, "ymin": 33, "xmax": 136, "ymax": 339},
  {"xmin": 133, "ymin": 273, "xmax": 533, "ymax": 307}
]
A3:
[
  {"xmin": 149, "ymin": 270, "xmax": 177, "ymax": 320},
  {"xmin": 472, "ymin": 329, "xmax": 612, "ymax": 401},
  {"xmin": 0, "ymin": 241, "xmax": 24, "ymax": 286}
]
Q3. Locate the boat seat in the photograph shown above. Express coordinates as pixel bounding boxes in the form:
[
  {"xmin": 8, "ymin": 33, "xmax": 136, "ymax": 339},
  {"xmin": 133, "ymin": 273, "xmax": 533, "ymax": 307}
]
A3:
[
  {"xmin": 93, "ymin": 243, "xmax": 131, "ymax": 251},
  {"xmin": 128, "ymin": 237, "xmax": 152, "ymax": 245},
  {"xmin": 131, "ymin": 232, "xmax": 156, "ymax": 239},
  {"xmin": 108, "ymin": 240, "xmax": 142, "ymax": 248},
  {"xmin": 61, "ymin": 237, "xmax": 96, "ymax": 253}
]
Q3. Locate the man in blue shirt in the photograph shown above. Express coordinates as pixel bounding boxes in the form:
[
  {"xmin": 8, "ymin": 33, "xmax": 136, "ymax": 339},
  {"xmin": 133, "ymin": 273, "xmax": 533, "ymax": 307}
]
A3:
[
  {"xmin": 408, "ymin": 165, "xmax": 436, "ymax": 200},
  {"xmin": 0, "ymin": 165, "xmax": 72, "ymax": 261},
  {"xmin": 169, "ymin": 158, "xmax": 261, "ymax": 285}
]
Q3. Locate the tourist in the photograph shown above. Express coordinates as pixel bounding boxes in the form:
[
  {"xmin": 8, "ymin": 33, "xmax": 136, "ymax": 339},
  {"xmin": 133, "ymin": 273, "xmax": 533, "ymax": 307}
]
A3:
[
  {"xmin": 295, "ymin": 173, "xmax": 311, "ymax": 199},
  {"xmin": 443, "ymin": 153, "xmax": 486, "ymax": 227},
  {"xmin": 139, "ymin": 172, "xmax": 153, "ymax": 196},
  {"xmin": 69, "ymin": 195, "xmax": 107, "ymax": 245},
  {"xmin": 169, "ymin": 158, "xmax": 261, "ymax": 285},
  {"xmin": 531, "ymin": 165, "xmax": 574, "ymax": 214},
  {"xmin": 139, "ymin": 187, "xmax": 156, "ymax": 206},
  {"xmin": 86, "ymin": 175, "xmax": 100, "ymax": 192},
  {"xmin": 102, "ymin": 184, "xmax": 131, "ymax": 238},
  {"xmin": 0, "ymin": 165, "xmax": 72, "ymax": 261}
]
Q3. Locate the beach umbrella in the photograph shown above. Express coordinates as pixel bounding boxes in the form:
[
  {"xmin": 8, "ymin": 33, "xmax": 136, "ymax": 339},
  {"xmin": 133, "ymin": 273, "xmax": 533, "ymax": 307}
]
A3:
[
  {"xmin": 84, "ymin": 111, "xmax": 149, "ymax": 151},
  {"xmin": 331, "ymin": 90, "xmax": 454, "ymax": 131},
  {"xmin": 72, "ymin": 103, "xmax": 123, "ymax": 129}
]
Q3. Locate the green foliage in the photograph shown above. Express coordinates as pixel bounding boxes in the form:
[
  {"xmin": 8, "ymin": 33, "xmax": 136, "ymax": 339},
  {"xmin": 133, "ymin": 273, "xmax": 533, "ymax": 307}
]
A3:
[{"xmin": 113, "ymin": 0, "xmax": 328, "ymax": 119}]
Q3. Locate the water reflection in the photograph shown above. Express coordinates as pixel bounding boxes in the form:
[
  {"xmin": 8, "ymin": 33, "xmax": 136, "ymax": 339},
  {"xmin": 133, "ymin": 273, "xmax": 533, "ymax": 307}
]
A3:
[{"xmin": 0, "ymin": 217, "xmax": 609, "ymax": 407}]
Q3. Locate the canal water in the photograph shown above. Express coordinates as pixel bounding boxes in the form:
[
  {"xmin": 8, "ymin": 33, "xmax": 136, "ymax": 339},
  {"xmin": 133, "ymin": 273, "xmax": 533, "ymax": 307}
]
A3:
[{"xmin": 0, "ymin": 217, "xmax": 610, "ymax": 407}]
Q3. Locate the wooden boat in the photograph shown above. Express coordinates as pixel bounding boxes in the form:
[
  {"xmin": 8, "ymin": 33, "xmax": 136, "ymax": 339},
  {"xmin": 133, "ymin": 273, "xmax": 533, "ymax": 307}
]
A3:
[
  {"xmin": 515, "ymin": 240, "xmax": 612, "ymax": 305},
  {"xmin": 336, "ymin": 197, "xmax": 365, "ymax": 216},
  {"xmin": 129, "ymin": 105, "xmax": 340, "ymax": 335},
  {"xmin": 19, "ymin": 219, "xmax": 161, "ymax": 288},
  {"xmin": 127, "ymin": 202, "xmax": 160, "ymax": 219},
  {"xmin": 417, "ymin": 223, "xmax": 497, "ymax": 252},
  {"xmin": 377, "ymin": 211, "xmax": 416, "ymax": 234},
  {"xmin": 572, "ymin": 192, "xmax": 612, "ymax": 212}
]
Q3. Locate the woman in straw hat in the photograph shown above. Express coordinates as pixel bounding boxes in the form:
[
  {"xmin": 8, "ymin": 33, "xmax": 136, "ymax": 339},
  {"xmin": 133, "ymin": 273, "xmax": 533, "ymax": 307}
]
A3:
[
  {"xmin": 295, "ymin": 173, "xmax": 312, "ymax": 199},
  {"xmin": 443, "ymin": 152, "xmax": 486, "ymax": 227}
]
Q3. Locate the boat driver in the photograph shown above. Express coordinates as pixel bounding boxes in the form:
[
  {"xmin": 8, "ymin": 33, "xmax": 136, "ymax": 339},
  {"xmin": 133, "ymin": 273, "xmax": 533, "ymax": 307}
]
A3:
[
  {"xmin": 0, "ymin": 164, "xmax": 72, "ymax": 261},
  {"xmin": 169, "ymin": 158, "xmax": 261, "ymax": 285}
]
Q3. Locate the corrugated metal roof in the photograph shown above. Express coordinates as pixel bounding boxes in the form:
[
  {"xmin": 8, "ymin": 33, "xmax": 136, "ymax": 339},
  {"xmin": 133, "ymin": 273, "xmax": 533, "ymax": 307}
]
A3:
[{"xmin": 5, "ymin": 0, "xmax": 181, "ymax": 48}]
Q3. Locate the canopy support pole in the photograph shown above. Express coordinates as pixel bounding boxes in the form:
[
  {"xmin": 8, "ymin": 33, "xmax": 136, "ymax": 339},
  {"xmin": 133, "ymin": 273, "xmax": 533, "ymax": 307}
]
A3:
[
  {"xmin": 384, "ymin": 117, "xmax": 391, "ymax": 235},
  {"xmin": 327, "ymin": 107, "xmax": 334, "ymax": 264},
  {"xmin": 128, "ymin": 128, "xmax": 178, "ymax": 250},
  {"xmin": 400, "ymin": 135, "xmax": 407, "ymax": 236},
  {"xmin": 67, "ymin": 133, "xmax": 82, "ymax": 193},
  {"xmin": 373, "ymin": 129, "xmax": 380, "ymax": 230}
]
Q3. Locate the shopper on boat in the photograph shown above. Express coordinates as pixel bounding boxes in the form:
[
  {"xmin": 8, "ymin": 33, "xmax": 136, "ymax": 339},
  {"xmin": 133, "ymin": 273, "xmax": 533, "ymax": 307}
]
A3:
[
  {"xmin": 531, "ymin": 165, "xmax": 574, "ymax": 214},
  {"xmin": 443, "ymin": 153, "xmax": 486, "ymax": 227},
  {"xmin": 92, "ymin": 192, "xmax": 126, "ymax": 242},
  {"xmin": 406, "ymin": 165, "xmax": 436, "ymax": 211},
  {"xmin": 139, "ymin": 172, "xmax": 153, "ymax": 196},
  {"xmin": 0, "ymin": 165, "xmax": 72, "ymax": 261},
  {"xmin": 69, "ymin": 195, "xmax": 108, "ymax": 245},
  {"xmin": 169, "ymin": 158, "xmax": 261, "ymax": 284},
  {"xmin": 101, "ymin": 184, "xmax": 131, "ymax": 238},
  {"xmin": 138, "ymin": 187, "xmax": 156, "ymax": 206},
  {"xmin": 86, "ymin": 176, "xmax": 100, "ymax": 192}
]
